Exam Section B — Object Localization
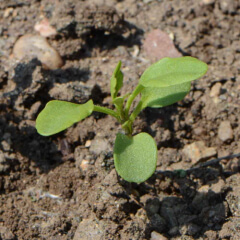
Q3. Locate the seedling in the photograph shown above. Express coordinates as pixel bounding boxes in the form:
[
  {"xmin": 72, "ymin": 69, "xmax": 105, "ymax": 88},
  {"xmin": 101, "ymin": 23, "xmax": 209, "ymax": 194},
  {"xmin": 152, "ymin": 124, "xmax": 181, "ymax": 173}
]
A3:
[{"xmin": 36, "ymin": 57, "xmax": 208, "ymax": 183}]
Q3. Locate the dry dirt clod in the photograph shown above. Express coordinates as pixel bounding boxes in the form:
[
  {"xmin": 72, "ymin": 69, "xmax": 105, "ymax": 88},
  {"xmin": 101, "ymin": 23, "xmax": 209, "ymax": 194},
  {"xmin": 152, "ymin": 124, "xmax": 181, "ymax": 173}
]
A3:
[
  {"xmin": 0, "ymin": 226, "xmax": 15, "ymax": 240},
  {"xmin": 226, "ymin": 175, "xmax": 240, "ymax": 217},
  {"xmin": 13, "ymin": 34, "xmax": 63, "ymax": 70},
  {"xmin": 218, "ymin": 121, "xmax": 233, "ymax": 142},
  {"xmin": 143, "ymin": 29, "xmax": 181, "ymax": 62},
  {"xmin": 182, "ymin": 141, "xmax": 217, "ymax": 165},
  {"xmin": 73, "ymin": 219, "xmax": 106, "ymax": 240},
  {"xmin": 89, "ymin": 136, "xmax": 111, "ymax": 155}
]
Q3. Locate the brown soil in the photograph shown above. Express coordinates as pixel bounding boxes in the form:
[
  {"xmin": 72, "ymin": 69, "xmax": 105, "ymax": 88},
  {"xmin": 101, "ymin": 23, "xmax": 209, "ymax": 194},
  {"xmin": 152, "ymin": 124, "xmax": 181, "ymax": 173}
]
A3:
[{"xmin": 0, "ymin": 0, "xmax": 240, "ymax": 239}]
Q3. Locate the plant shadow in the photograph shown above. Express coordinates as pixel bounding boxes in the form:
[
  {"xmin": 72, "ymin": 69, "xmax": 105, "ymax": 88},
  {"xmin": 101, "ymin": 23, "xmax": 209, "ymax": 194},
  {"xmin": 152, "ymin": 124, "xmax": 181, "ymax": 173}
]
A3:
[{"xmin": 121, "ymin": 164, "xmax": 237, "ymax": 239}]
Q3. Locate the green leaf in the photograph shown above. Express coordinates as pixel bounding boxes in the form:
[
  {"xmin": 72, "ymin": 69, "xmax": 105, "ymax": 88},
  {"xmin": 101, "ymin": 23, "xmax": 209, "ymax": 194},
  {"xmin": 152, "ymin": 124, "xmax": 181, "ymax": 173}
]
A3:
[
  {"xmin": 113, "ymin": 97, "xmax": 124, "ymax": 109},
  {"xmin": 139, "ymin": 57, "xmax": 208, "ymax": 88},
  {"xmin": 114, "ymin": 132, "xmax": 157, "ymax": 183},
  {"xmin": 36, "ymin": 100, "xmax": 94, "ymax": 136},
  {"xmin": 140, "ymin": 81, "xmax": 191, "ymax": 109},
  {"xmin": 110, "ymin": 61, "xmax": 123, "ymax": 99}
]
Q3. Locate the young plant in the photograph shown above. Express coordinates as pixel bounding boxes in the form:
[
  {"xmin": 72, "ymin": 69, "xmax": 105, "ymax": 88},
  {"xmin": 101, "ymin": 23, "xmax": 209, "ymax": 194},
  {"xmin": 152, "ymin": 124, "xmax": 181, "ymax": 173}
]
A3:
[{"xmin": 36, "ymin": 57, "xmax": 208, "ymax": 183}]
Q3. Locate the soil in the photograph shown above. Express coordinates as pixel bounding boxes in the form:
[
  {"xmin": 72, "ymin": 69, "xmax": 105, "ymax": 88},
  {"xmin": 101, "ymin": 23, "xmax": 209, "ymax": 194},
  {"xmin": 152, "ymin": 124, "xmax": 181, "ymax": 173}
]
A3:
[{"xmin": 0, "ymin": 0, "xmax": 240, "ymax": 239}]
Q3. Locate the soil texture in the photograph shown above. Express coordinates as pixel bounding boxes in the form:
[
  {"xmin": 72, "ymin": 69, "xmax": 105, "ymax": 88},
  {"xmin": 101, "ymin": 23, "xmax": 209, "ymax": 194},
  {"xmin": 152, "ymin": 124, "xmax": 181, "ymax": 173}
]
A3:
[{"xmin": 0, "ymin": 0, "xmax": 240, "ymax": 239}]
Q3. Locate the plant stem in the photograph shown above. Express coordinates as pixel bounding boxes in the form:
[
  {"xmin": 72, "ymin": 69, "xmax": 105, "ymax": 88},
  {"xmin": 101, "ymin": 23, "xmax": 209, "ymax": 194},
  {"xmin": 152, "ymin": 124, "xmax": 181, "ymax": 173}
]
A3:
[
  {"xmin": 93, "ymin": 105, "xmax": 119, "ymax": 120},
  {"xmin": 129, "ymin": 101, "xmax": 144, "ymax": 123},
  {"xmin": 121, "ymin": 120, "xmax": 133, "ymax": 136},
  {"xmin": 125, "ymin": 84, "xmax": 144, "ymax": 116},
  {"xmin": 121, "ymin": 101, "xmax": 143, "ymax": 136}
]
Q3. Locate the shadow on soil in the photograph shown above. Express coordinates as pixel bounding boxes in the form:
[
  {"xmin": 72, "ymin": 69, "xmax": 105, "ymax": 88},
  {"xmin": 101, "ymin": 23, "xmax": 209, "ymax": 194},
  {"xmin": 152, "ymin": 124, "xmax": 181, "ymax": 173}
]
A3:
[
  {"xmin": 0, "ymin": 59, "xmax": 92, "ymax": 177},
  {"xmin": 128, "ymin": 165, "xmax": 234, "ymax": 239},
  {"xmin": 65, "ymin": 21, "xmax": 144, "ymax": 60}
]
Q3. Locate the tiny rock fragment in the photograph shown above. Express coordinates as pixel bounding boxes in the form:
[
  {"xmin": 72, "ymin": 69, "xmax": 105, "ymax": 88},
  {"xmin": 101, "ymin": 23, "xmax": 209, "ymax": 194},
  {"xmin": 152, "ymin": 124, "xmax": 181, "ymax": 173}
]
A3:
[
  {"xmin": 34, "ymin": 18, "xmax": 57, "ymax": 37},
  {"xmin": 183, "ymin": 141, "xmax": 217, "ymax": 164},
  {"xmin": 218, "ymin": 121, "xmax": 233, "ymax": 142},
  {"xmin": 85, "ymin": 140, "xmax": 91, "ymax": 148},
  {"xmin": 202, "ymin": 0, "xmax": 215, "ymax": 5},
  {"xmin": 131, "ymin": 45, "xmax": 140, "ymax": 57},
  {"xmin": 80, "ymin": 160, "xmax": 89, "ymax": 171},
  {"xmin": 4, "ymin": 7, "xmax": 14, "ymax": 18},
  {"xmin": 1, "ymin": 140, "xmax": 10, "ymax": 151},
  {"xmin": 13, "ymin": 34, "xmax": 63, "ymax": 70},
  {"xmin": 150, "ymin": 231, "xmax": 168, "ymax": 240},
  {"xmin": 143, "ymin": 29, "xmax": 181, "ymax": 62},
  {"xmin": 210, "ymin": 82, "xmax": 222, "ymax": 98}
]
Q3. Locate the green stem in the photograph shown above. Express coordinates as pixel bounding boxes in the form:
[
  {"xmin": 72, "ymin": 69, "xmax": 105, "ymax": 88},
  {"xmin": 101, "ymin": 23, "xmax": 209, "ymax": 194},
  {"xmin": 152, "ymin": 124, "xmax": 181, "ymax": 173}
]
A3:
[
  {"xmin": 125, "ymin": 84, "xmax": 144, "ymax": 116},
  {"xmin": 121, "ymin": 101, "xmax": 143, "ymax": 136},
  {"xmin": 93, "ymin": 105, "xmax": 119, "ymax": 120},
  {"xmin": 129, "ymin": 101, "xmax": 144, "ymax": 123},
  {"xmin": 121, "ymin": 120, "xmax": 133, "ymax": 136}
]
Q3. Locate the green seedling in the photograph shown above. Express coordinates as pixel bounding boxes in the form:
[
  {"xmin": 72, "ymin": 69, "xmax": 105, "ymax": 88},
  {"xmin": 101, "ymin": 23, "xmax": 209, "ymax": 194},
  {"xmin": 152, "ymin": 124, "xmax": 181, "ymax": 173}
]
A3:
[{"xmin": 36, "ymin": 57, "xmax": 208, "ymax": 183}]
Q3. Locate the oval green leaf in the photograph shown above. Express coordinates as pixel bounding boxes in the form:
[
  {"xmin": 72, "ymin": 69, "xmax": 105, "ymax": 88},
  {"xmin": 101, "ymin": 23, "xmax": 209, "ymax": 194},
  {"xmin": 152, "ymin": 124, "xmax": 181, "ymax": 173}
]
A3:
[
  {"xmin": 139, "ymin": 57, "xmax": 208, "ymax": 88},
  {"xmin": 36, "ymin": 100, "xmax": 94, "ymax": 136},
  {"xmin": 110, "ymin": 61, "xmax": 123, "ymax": 99},
  {"xmin": 141, "ymin": 81, "xmax": 191, "ymax": 109},
  {"xmin": 114, "ymin": 132, "xmax": 157, "ymax": 183}
]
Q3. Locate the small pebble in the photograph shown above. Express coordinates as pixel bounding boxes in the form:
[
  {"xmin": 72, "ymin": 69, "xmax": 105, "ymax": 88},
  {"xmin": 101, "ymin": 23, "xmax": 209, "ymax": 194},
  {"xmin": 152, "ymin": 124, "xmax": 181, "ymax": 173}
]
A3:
[
  {"xmin": 210, "ymin": 82, "xmax": 222, "ymax": 98},
  {"xmin": 13, "ymin": 34, "xmax": 63, "ymax": 70},
  {"xmin": 218, "ymin": 121, "xmax": 233, "ymax": 142},
  {"xmin": 150, "ymin": 231, "xmax": 168, "ymax": 240},
  {"xmin": 1, "ymin": 140, "xmax": 10, "ymax": 151},
  {"xmin": 143, "ymin": 29, "xmax": 181, "ymax": 62},
  {"xmin": 202, "ymin": 0, "xmax": 215, "ymax": 5},
  {"xmin": 85, "ymin": 140, "xmax": 91, "ymax": 148},
  {"xmin": 80, "ymin": 160, "xmax": 89, "ymax": 171},
  {"xmin": 4, "ymin": 7, "xmax": 14, "ymax": 18}
]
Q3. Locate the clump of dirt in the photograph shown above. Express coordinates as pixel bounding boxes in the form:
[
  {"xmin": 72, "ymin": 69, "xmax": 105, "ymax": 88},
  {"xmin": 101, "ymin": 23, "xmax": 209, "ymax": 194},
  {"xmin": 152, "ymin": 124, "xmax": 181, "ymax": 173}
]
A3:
[{"xmin": 0, "ymin": 0, "xmax": 240, "ymax": 239}]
